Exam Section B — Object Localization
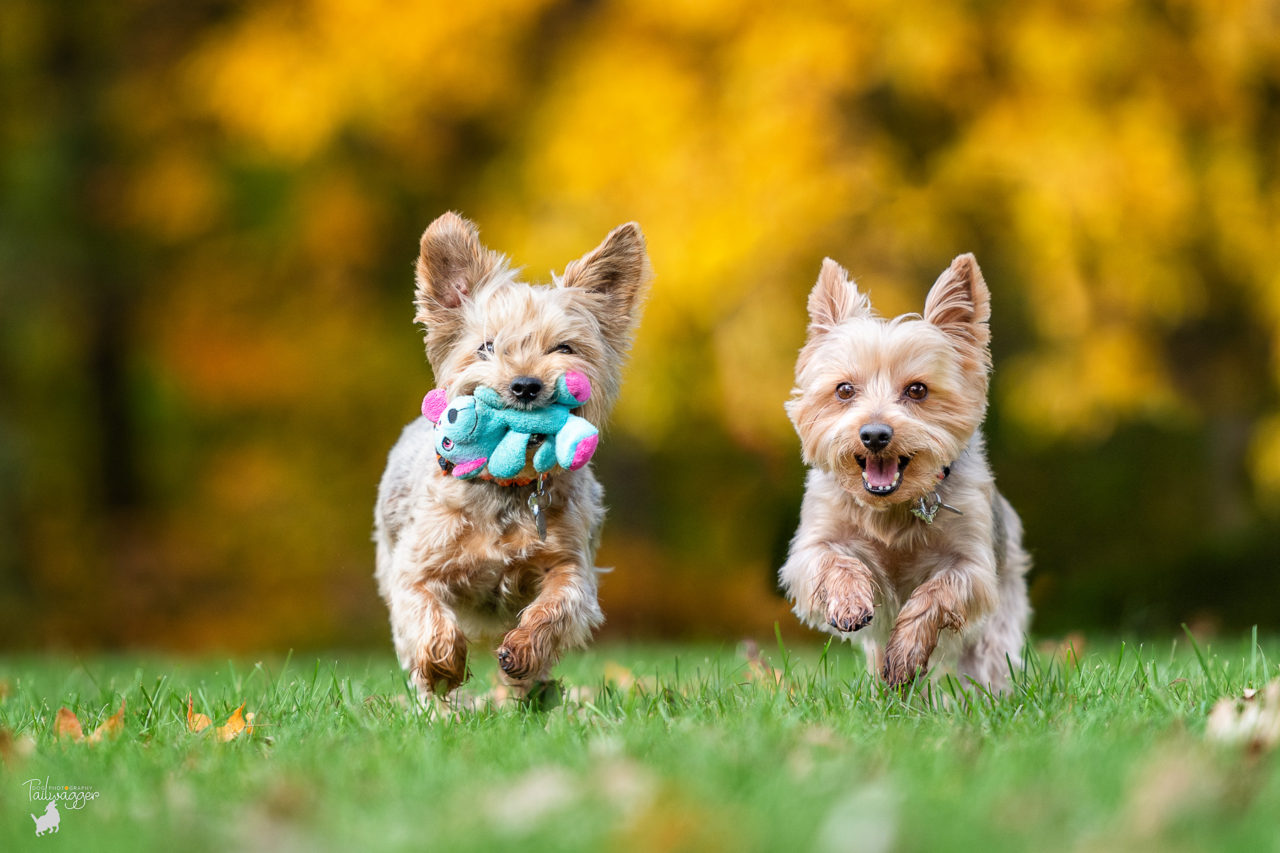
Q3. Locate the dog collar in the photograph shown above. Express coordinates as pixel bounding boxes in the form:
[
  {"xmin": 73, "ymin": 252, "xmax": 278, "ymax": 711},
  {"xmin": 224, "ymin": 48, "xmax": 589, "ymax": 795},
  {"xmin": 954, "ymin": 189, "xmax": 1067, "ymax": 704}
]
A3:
[
  {"xmin": 435, "ymin": 455, "xmax": 550, "ymax": 538},
  {"xmin": 909, "ymin": 463, "xmax": 963, "ymax": 524}
]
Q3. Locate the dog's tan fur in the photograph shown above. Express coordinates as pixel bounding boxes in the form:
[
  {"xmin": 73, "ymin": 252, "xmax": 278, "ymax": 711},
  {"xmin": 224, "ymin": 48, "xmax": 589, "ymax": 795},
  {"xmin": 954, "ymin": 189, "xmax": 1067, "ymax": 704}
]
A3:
[
  {"xmin": 375, "ymin": 213, "xmax": 651, "ymax": 698},
  {"xmin": 781, "ymin": 254, "xmax": 1030, "ymax": 689}
]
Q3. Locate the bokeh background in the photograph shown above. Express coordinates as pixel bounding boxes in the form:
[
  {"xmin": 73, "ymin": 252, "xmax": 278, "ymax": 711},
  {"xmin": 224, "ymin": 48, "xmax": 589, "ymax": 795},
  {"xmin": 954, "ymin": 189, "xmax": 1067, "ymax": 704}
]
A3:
[{"xmin": 2, "ymin": 0, "xmax": 1278, "ymax": 651}]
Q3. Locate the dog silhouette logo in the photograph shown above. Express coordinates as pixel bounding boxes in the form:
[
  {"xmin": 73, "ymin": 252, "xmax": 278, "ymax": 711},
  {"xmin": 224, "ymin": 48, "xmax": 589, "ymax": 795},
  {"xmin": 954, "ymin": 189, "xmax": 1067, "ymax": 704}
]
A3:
[{"xmin": 31, "ymin": 800, "xmax": 60, "ymax": 836}]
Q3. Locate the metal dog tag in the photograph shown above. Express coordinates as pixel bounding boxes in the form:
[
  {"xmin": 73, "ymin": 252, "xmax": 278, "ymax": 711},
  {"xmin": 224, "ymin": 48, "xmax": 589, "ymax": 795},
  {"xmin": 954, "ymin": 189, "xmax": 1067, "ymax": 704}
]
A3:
[
  {"xmin": 910, "ymin": 492, "xmax": 963, "ymax": 525},
  {"xmin": 528, "ymin": 477, "xmax": 548, "ymax": 540}
]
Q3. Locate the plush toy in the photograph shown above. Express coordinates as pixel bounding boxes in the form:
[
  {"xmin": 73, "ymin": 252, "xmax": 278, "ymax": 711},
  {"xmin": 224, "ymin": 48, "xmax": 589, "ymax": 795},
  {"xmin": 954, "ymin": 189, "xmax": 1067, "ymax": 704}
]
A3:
[{"xmin": 422, "ymin": 371, "xmax": 599, "ymax": 481}]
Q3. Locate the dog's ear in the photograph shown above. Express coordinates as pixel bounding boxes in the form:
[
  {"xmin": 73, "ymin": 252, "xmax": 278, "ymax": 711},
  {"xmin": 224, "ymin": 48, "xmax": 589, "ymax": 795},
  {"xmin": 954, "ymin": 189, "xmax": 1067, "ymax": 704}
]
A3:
[
  {"xmin": 414, "ymin": 212, "xmax": 503, "ymax": 364},
  {"xmin": 560, "ymin": 222, "xmax": 653, "ymax": 349},
  {"xmin": 414, "ymin": 212, "xmax": 502, "ymax": 318},
  {"xmin": 923, "ymin": 253, "xmax": 991, "ymax": 358},
  {"xmin": 806, "ymin": 258, "xmax": 872, "ymax": 332}
]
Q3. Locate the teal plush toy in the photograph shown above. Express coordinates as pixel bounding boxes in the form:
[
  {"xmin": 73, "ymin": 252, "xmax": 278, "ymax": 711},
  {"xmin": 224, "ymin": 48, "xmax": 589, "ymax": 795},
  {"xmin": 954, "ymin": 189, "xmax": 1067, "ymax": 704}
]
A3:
[{"xmin": 422, "ymin": 371, "xmax": 599, "ymax": 481}]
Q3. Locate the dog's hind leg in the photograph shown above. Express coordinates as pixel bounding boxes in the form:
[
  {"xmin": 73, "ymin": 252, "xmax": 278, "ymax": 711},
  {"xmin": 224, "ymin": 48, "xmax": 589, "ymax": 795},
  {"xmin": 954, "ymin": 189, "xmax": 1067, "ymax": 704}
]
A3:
[{"xmin": 958, "ymin": 493, "xmax": 1031, "ymax": 690}]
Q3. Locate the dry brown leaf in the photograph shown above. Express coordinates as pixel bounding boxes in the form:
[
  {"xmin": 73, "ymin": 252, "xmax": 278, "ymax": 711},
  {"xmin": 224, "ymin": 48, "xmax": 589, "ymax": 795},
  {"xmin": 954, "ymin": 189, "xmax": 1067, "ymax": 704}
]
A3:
[
  {"xmin": 0, "ymin": 726, "xmax": 36, "ymax": 764},
  {"xmin": 186, "ymin": 694, "xmax": 211, "ymax": 733},
  {"xmin": 741, "ymin": 639, "xmax": 783, "ymax": 685},
  {"xmin": 216, "ymin": 703, "xmax": 254, "ymax": 742},
  {"xmin": 1205, "ymin": 679, "xmax": 1280, "ymax": 754},
  {"xmin": 88, "ymin": 700, "xmax": 126, "ymax": 744},
  {"xmin": 54, "ymin": 707, "xmax": 84, "ymax": 742},
  {"xmin": 1037, "ymin": 632, "xmax": 1087, "ymax": 666}
]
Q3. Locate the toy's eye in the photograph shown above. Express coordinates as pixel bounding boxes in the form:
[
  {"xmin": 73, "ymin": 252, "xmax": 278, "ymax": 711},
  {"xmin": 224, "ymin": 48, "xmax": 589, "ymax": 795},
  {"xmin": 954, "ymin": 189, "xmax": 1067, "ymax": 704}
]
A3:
[
  {"xmin": 835, "ymin": 382, "xmax": 856, "ymax": 401},
  {"xmin": 904, "ymin": 382, "xmax": 928, "ymax": 401},
  {"xmin": 441, "ymin": 437, "xmax": 454, "ymax": 450},
  {"xmin": 477, "ymin": 341, "xmax": 494, "ymax": 359},
  {"xmin": 550, "ymin": 343, "xmax": 574, "ymax": 355}
]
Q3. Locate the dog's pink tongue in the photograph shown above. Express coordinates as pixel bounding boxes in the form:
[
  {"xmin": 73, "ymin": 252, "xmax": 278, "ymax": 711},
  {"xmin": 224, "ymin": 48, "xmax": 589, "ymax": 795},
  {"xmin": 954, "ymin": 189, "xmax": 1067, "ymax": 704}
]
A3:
[{"xmin": 866, "ymin": 456, "xmax": 898, "ymax": 489}]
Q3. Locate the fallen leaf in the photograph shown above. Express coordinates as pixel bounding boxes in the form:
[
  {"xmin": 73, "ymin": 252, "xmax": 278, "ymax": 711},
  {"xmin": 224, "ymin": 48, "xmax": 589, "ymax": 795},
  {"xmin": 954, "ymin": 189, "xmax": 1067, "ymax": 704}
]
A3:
[
  {"xmin": 741, "ymin": 639, "xmax": 783, "ymax": 685},
  {"xmin": 54, "ymin": 707, "xmax": 84, "ymax": 742},
  {"xmin": 0, "ymin": 726, "xmax": 36, "ymax": 763},
  {"xmin": 1205, "ymin": 679, "xmax": 1280, "ymax": 754},
  {"xmin": 216, "ymin": 703, "xmax": 253, "ymax": 742},
  {"xmin": 603, "ymin": 661, "xmax": 636, "ymax": 690},
  {"xmin": 1037, "ymin": 632, "xmax": 1087, "ymax": 666},
  {"xmin": 88, "ymin": 700, "xmax": 126, "ymax": 744},
  {"xmin": 186, "ymin": 694, "xmax": 211, "ymax": 733}
]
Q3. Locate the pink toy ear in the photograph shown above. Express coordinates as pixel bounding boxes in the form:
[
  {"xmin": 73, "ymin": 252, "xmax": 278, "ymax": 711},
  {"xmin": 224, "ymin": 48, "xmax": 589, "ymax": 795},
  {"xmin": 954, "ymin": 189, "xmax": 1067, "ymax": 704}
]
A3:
[
  {"xmin": 569, "ymin": 433, "xmax": 598, "ymax": 470},
  {"xmin": 563, "ymin": 371, "xmax": 591, "ymax": 403},
  {"xmin": 422, "ymin": 388, "xmax": 449, "ymax": 423},
  {"xmin": 452, "ymin": 458, "xmax": 487, "ymax": 477}
]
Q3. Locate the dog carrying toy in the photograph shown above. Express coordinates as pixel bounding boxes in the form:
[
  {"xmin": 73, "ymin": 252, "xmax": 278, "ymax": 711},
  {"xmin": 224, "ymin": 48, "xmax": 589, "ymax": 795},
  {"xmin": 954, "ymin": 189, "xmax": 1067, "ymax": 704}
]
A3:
[{"xmin": 422, "ymin": 371, "xmax": 599, "ymax": 482}]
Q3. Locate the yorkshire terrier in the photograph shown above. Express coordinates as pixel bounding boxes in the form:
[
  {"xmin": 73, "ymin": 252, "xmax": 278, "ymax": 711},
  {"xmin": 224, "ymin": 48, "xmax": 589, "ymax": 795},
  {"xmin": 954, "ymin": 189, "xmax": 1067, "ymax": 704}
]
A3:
[
  {"xmin": 780, "ymin": 254, "xmax": 1030, "ymax": 689},
  {"xmin": 374, "ymin": 212, "xmax": 651, "ymax": 700}
]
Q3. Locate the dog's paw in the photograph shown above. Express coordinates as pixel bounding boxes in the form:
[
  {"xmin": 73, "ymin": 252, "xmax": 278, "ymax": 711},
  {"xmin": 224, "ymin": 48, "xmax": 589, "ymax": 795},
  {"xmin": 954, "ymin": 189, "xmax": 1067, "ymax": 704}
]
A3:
[
  {"xmin": 880, "ymin": 639, "xmax": 931, "ymax": 688},
  {"xmin": 828, "ymin": 604, "xmax": 873, "ymax": 634},
  {"xmin": 496, "ymin": 629, "xmax": 538, "ymax": 682},
  {"xmin": 823, "ymin": 573, "xmax": 875, "ymax": 634},
  {"xmin": 412, "ymin": 633, "xmax": 469, "ymax": 696}
]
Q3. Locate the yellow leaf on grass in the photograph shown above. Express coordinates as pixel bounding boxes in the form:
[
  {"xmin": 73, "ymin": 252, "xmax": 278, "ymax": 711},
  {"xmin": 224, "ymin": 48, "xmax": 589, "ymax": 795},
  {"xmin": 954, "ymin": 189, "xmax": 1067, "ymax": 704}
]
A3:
[
  {"xmin": 603, "ymin": 661, "xmax": 636, "ymax": 690},
  {"xmin": 215, "ymin": 703, "xmax": 253, "ymax": 742},
  {"xmin": 186, "ymin": 694, "xmax": 211, "ymax": 733},
  {"xmin": 187, "ymin": 696, "xmax": 255, "ymax": 741},
  {"xmin": 54, "ymin": 707, "xmax": 84, "ymax": 742},
  {"xmin": 88, "ymin": 700, "xmax": 126, "ymax": 744}
]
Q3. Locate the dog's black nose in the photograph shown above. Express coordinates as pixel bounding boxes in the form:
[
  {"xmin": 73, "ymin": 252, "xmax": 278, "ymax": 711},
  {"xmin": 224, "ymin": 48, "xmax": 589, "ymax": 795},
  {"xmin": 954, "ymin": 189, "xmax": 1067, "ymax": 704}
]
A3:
[
  {"xmin": 510, "ymin": 375, "xmax": 543, "ymax": 402},
  {"xmin": 860, "ymin": 423, "xmax": 893, "ymax": 452}
]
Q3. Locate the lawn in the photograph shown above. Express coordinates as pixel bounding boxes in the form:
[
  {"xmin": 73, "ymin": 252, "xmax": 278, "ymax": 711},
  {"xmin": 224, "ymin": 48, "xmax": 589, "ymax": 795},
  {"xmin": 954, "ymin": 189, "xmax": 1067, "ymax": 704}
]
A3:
[{"xmin": 2, "ymin": 632, "xmax": 1278, "ymax": 853}]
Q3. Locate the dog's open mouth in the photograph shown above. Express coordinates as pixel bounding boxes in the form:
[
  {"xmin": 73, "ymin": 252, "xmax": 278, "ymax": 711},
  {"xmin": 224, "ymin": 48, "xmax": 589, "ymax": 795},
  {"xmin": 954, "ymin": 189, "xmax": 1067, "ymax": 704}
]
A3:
[{"xmin": 855, "ymin": 455, "xmax": 911, "ymax": 496}]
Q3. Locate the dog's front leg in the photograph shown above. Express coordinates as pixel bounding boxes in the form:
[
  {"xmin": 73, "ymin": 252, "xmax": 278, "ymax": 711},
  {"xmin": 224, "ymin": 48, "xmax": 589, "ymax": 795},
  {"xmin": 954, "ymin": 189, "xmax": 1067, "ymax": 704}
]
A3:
[
  {"xmin": 782, "ymin": 543, "xmax": 877, "ymax": 635},
  {"xmin": 496, "ymin": 561, "xmax": 601, "ymax": 686},
  {"xmin": 882, "ymin": 564, "xmax": 995, "ymax": 687},
  {"xmin": 390, "ymin": 580, "xmax": 469, "ymax": 698}
]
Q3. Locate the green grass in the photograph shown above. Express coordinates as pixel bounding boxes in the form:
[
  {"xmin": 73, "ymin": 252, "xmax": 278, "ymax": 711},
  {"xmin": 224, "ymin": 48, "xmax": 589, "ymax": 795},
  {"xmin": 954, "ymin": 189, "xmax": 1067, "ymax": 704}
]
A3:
[{"xmin": 2, "ymin": 632, "xmax": 1279, "ymax": 853}]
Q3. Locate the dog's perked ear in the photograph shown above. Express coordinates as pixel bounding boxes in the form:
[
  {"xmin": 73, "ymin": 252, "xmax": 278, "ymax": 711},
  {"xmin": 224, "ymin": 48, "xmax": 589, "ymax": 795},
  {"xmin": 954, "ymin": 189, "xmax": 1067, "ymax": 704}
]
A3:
[
  {"xmin": 806, "ymin": 258, "xmax": 873, "ymax": 333},
  {"xmin": 923, "ymin": 253, "xmax": 992, "ymax": 364},
  {"xmin": 559, "ymin": 222, "xmax": 653, "ymax": 350},
  {"xmin": 414, "ymin": 212, "xmax": 504, "ymax": 363}
]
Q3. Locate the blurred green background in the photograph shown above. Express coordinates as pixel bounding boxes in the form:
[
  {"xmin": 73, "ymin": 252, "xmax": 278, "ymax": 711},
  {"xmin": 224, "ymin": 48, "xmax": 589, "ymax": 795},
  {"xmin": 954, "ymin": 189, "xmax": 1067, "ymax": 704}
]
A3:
[{"xmin": 2, "ymin": 0, "xmax": 1278, "ymax": 651}]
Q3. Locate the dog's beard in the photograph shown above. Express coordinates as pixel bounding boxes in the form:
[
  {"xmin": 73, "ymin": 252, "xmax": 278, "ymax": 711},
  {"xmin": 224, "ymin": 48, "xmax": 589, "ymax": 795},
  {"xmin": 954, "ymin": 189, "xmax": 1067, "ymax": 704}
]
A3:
[{"xmin": 824, "ymin": 434, "xmax": 946, "ymax": 506}]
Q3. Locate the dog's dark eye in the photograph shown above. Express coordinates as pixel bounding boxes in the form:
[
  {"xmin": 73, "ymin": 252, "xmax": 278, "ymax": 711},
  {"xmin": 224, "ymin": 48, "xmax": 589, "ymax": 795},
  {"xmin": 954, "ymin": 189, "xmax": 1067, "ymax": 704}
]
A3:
[
  {"xmin": 905, "ymin": 382, "xmax": 928, "ymax": 401},
  {"xmin": 550, "ymin": 343, "xmax": 574, "ymax": 355},
  {"xmin": 835, "ymin": 382, "xmax": 856, "ymax": 401},
  {"xmin": 477, "ymin": 341, "xmax": 494, "ymax": 359}
]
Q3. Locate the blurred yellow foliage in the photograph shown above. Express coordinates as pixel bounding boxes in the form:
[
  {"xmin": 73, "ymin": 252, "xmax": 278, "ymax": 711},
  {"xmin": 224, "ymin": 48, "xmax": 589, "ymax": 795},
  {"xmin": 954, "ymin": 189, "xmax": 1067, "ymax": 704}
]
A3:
[
  {"xmin": 184, "ymin": 0, "xmax": 555, "ymax": 161},
  {"xmin": 6, "ymin": 0, "xmax": 1280, "ymax": 648}
]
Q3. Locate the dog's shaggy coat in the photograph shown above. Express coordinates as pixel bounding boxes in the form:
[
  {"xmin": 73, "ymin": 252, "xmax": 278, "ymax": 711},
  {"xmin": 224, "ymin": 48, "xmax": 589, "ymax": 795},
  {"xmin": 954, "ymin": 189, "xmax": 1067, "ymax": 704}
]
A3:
[
  {"xmin": 375, "ymin": 213, "xmax": 651, "ymax": 698},
  {"xmin": 780, "ymin": 255, "xmax": 1031, "ymax": 688}
]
